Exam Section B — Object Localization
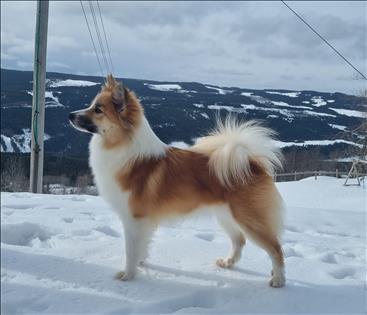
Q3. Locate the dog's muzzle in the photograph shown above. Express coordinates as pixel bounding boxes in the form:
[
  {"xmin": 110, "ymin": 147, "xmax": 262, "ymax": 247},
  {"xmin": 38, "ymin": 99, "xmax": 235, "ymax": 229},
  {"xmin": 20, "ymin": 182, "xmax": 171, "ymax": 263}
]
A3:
[{"xmin": 69, "ymin": 111, "xmax": 98, "ymax": 134}]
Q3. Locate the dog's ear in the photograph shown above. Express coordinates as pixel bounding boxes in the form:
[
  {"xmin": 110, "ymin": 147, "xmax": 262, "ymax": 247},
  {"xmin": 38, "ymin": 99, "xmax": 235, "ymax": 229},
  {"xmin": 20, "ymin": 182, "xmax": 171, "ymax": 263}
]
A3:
[
  {"xmin": 106, "ymin": 74, "xmax": 114, "ymax": 84},
  {"xmin": 112, "ymin": 86, "xmax": 129, "ymax": 113},
  {"xmin": 105, "ymin": 74, "xmax": 117, "ymax": 90}
]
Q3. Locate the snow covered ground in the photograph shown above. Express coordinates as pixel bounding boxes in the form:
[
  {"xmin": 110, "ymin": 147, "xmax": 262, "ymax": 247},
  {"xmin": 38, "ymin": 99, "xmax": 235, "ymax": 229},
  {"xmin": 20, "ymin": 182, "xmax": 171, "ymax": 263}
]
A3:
[{"xmin": 1, "ymin": 177, "xmax": 366, "ymax": 314}]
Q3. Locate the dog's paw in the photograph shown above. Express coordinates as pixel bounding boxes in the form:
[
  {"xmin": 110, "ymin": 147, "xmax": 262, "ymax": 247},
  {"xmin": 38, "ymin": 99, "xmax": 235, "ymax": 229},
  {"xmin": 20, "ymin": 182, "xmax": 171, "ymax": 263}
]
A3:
[
  {"xmin": 269, "ymin": 273, "xmax": 286, "ymax": 288},
  {"xmin": 114, "ymin": 271, "xmax": 135, "ymax": 281},
  {"xmin": 216, "ymin": 257, "xmax": 234, "ymax": 268}
]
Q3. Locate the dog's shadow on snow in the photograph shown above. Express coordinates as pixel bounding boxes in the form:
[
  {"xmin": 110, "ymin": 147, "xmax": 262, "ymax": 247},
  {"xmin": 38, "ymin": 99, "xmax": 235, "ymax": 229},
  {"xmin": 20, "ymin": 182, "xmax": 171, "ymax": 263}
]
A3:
[
  {"xmin": 143, "ymin": 262, "xmax": 268, "ymax": 285},
  {"xmin": 2, "ymin": 247, "xmax": 266, "ymax": 291}
]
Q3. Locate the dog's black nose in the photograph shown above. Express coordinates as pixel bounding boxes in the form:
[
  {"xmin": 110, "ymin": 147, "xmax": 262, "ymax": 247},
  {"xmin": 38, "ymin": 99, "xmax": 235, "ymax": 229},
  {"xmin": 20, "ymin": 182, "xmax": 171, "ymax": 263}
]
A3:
[{"xmin": 69, "ymin": 112, "xmax": 76, "ymax": 121}]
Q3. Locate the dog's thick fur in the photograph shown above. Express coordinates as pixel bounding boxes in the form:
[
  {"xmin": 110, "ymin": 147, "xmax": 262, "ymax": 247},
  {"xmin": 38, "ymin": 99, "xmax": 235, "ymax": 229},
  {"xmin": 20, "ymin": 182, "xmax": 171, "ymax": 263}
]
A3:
[{"xmin": 69, "ymin": 75, "xmax": 286, "ymax": 287}]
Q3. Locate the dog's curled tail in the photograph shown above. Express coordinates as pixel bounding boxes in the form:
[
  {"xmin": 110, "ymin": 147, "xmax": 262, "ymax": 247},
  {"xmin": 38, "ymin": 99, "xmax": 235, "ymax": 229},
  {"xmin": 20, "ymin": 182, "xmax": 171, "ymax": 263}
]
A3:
[{"xmin": 191, "ymin": 117, "xmax": 283, "ymax": 187}]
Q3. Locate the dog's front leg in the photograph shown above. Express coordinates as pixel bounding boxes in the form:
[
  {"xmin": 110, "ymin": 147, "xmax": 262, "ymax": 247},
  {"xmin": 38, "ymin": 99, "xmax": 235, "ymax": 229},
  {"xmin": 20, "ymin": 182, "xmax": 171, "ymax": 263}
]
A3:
[{"xmin": 115, "ymin": 215, "xmax": 154, "ymax": 281}]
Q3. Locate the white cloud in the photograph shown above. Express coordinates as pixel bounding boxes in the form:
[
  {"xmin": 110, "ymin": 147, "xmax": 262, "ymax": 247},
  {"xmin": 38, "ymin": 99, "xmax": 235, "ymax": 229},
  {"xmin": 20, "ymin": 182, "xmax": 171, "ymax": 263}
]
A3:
[
  {"xmin": 1, "ymin": 52, "xmax": 16, "ymax": 60},
  {"xmin": 47, "ymin": 61, "xmax": 70, "ymax": 69},
  {"xmin": 1, "ymin": 1, "xmax": 366, "ymax": 94},
  {"xmin": 16, "ymin": 61, "xmax": 33, "ymax": 68}
]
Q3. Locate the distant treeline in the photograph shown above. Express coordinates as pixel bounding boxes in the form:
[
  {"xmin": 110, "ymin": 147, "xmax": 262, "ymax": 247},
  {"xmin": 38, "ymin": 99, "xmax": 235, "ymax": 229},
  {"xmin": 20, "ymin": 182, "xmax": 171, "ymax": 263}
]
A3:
[
  {"xmin": 0, "ymin": 145, "xmax": 361, "ymax": 192},
  {"xmin": 1, "ymin": 152, "xmax": 92, "ymax": 192},
  {"xmin": 1, "ymin": 152, "xmax": 90, "ymax": 180}
]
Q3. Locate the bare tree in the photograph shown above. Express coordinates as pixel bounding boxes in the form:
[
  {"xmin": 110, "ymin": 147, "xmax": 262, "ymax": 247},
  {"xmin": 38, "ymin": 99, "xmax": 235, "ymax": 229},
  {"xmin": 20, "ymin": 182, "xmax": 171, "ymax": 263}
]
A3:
[
  {"xmin": 1, "ymin": 156, "xmax": 28, "ymax": 192},
  {"xmin": 75, "ymin": 173, "xmax": 94, "ymax": 194}
]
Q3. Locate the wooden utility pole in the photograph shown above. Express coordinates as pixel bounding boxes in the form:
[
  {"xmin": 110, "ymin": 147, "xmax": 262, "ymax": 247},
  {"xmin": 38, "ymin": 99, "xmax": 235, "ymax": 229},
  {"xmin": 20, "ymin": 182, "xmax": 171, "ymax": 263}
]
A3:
[{"xmin": 30, "ymin": 0, "xmax": 49, "ymax": 193}]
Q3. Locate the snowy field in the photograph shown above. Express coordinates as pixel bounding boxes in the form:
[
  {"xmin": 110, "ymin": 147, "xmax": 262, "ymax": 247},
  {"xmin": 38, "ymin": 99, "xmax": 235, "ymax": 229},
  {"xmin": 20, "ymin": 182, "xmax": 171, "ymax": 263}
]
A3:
[{"xmin": 1, "ymin": 177, "xmax": 366, "ymax": 314}]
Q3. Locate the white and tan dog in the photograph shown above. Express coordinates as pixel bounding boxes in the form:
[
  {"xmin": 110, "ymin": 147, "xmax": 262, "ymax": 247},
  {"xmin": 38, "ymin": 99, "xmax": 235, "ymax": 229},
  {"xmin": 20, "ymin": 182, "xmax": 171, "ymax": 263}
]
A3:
[{"xmin": 69, "ymin": 75, "xmax": 286, "ymax": 287}]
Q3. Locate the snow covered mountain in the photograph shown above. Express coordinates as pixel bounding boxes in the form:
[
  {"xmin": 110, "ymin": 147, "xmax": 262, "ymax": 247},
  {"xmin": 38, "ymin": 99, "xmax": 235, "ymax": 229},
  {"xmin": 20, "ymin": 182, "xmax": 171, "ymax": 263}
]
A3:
[{"xmin": 1, "ymin": 68, "xmax": 365, "ymax": 156}]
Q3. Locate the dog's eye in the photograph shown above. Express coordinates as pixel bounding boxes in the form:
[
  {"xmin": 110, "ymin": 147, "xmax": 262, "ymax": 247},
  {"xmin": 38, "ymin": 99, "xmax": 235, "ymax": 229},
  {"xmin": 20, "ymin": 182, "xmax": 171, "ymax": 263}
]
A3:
[{"xmin": 94, "ymin": 107, "xmax": 103, "ymax": 114}]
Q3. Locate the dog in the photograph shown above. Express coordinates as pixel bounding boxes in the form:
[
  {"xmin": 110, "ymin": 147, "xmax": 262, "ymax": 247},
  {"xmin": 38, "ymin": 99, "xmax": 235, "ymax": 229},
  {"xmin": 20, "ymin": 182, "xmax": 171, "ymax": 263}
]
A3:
[{"xmin": 69, "ymin": 75, "xmax": 286, "ymax": 287}]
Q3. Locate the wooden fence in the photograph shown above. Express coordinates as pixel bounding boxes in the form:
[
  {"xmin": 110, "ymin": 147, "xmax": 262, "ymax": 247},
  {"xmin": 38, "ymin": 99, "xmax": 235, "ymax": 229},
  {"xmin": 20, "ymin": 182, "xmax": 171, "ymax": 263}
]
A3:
[{"xmin": 274, "ymin": 170, "xmax": 367, "ymax": 182}]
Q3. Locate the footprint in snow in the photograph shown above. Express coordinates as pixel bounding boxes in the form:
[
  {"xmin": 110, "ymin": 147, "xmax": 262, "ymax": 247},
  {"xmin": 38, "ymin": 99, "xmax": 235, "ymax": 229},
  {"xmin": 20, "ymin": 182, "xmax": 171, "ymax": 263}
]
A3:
[
  {"xmin": 282, "ymin": 238, "xmax": 297, "ymax": 244},
  {"xmin": 62, "ymin": 217, "xmax": 74, "ymax": 223},
  {"xmin": 80, "ymin": 212, "xmax": 96, "ymax": 220},
  {"xmin": 2, "ymin": 204, "xmax": 39, "ymax": 210},
  {"xmin": 329, "ymin": 267, "xmax": 357, "ymax": 280},
  {"xmin": 11, "ymin": 193, "xmax": 30, "ymax": 198},
  {"xmin": 72, "ymin": 229, "xmax": 92, "ymax": 236},
  {"xmin": 42, "ymin": 206, "xmax": 60, "ymax": 210},
  {"xmin": 195, "ymin": 233, "xmax": 215, "ymax": 242},
  {"xmin": 94, "ymin": 226, "xmax": 121, "ymax": 237},
  {"xmin": 1, "ymin": 222, "xmax": 53, "ymax": 246},
  {"xmin": 315, "ymin": 229, "xmax": 358, "ymax": 238},
  {"xmin": 283, "ymin": 246, "xmax": 303, "ymax": 258},
  {"xmin": 80, "ymin": 211, "xmax": 93, "ymax": 216},
  {"xmin": 71, "ymin": 196, "xmax": 86, "ymax": 202},
  {"xmin": 340, "ymin": 252, "xmax": 356, "ymax": 258},
  {"xmin": 285, "ymin": 225, "xmax": 302, "ymax": 233},
  {"xmin": 319, "ymin": 252, "xmax": 337, "ymax": 264}
]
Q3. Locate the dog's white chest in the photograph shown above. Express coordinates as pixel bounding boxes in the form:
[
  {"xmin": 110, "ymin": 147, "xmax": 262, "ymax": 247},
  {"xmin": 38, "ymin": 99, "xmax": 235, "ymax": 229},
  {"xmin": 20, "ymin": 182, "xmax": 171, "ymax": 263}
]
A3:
[{"xmin": 89, "ymin": 135, "xmax": 130, "ymax": 214}]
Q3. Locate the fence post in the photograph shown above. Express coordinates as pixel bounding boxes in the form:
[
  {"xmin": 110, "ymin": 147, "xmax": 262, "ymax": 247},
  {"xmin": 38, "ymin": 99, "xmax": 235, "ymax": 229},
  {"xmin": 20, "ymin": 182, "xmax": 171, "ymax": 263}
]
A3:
[
  {"xmin": 294, "ymin": 171, "xmax": 297, "ymax": 181},
  {"xmin": 315, "ymin": 171, "xmax": 317, "ymax": 180},
  {"xmin": 336, "ymin": 168, "xmax": 339, "ymax": 178}
]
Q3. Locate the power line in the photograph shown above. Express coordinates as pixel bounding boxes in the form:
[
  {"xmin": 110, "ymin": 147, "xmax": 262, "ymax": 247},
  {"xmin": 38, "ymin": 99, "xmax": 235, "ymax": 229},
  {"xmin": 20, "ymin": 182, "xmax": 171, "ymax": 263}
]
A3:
[
  {"xmin": 79, "ymin": 0, "xmax": 104, "ymax": 77},
  {"xmin": 96, "ymin": 0, "xmax": 115, "ymax": 74},
  {"xmin": 88, "ymin": 1, "xmax": 111, "ymax": 74},
  {"xmin": 281, "ymin": 0, "xmax": 367, "ymax": 81}
]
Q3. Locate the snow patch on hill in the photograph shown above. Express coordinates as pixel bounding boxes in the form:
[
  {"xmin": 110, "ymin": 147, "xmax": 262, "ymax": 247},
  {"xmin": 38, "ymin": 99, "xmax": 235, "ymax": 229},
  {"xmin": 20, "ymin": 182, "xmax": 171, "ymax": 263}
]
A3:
[
  {"xmin": 146, "ymin": 84, "xmax": 182, "ymax": 92},
  {"xmin": 208, "ymin": 104, "xmax": 246, "ymax": 113},
  {"xmin": 146, "ymin": 83, "xmax": 198, "ymax": 94},
  {"xmin": 49, "ymin": 79, "xmax": 100, "ymax": 88},
  {"xmin": 27, "ymin": 91, "xmax": 64, "ymax": 108},
  {"xmin": 12, "ymin": 128, "xmax": 33, "ymax": 152},
  {"xmin": 270, "ymin": 100, "xmax": 312, "ymax": 110},
  {"xmin": 240, "ymin": 92, "xmax": 253, "ymax": 97},
  {"xmin": 265, "ymin": 91, "xmax": 301, "ymax": 98},
  {"xmin": 205, "ymin": 86, "xmax": 232, "ymax": 95},
  {"xmin": 45, "ymin": 91, "xmax": 64, "ymax": 108},
  {"xmin": 274, "ymin": 139, "xmax": 362, "ymax": 148},
  {"xmin": 330, "ymin": 108, "xmax": 365, "ymax": 118},
  {"xmin": 1, "ymin": 135, "xmax": 14, "ymax": 152},
  {"xmin": 311, "ymin": 96, "xmax": 327, "ymax": 107},
  {"xmin": 241, "ymin": 104, "xmax": 294, "ymax": 122},
  {"xmin": 45, "ymin": 91, "xmax": 60, "ymax": 103},
  {"xmin": 200, "ymin": 113, "xmax": 210, "ymax": 119},
  {"xmin": 0, "ymin": 129, "xmax": 51, "ymax": 153},
  {"xmin": 302, "ymin": 110, "xmax": 336, "ymax": 118},
  {"xmin": 329, "ymin": 124, "xmax": 347, "ymax": 131}
]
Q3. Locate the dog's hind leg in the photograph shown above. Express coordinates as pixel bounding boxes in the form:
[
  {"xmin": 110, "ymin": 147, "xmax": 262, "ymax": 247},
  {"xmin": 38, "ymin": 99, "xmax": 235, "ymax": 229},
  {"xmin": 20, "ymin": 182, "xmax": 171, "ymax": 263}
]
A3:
[
  {"xmin": 228, "ymin": 179, "xmax": 286, "ymax": 287},
  {"xmin": 241, "ymin": 224, "xmax": 285, "ymax": 287},
  {"xmin": 215, "ymin": 208, "xmax": 246, "ymax": 268},
  {"xmin": 230, "ymin": 204, "xmax": 285, "ymax": 287},
  {"xmin": 115, "ymin": 216, "xmax": 156, "ymax": 281}
]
